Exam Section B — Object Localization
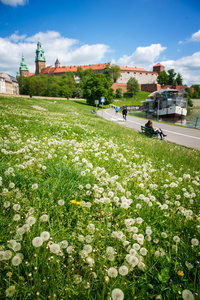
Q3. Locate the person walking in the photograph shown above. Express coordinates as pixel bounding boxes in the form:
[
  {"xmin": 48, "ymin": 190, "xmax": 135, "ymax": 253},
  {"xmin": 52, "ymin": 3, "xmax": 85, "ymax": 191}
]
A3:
[{"xmin": 122, "ymin": 107, "xmax": 127, "ymax": 121}]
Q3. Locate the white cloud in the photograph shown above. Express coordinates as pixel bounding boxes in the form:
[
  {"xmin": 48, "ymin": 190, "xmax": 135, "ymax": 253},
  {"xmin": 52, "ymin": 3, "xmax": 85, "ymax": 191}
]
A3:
[
  {"xmin": 0, "ymin": 0, "xmax": 28, "ymax": 7},
  {"xmin": 189, "ymin": 29, "xmax": 200, "ymax": 42},
  {"xmin": 118, "ymin": 44, "xmax": 166, "ymax": 67},
  {"xmin": 0, "ymin": 31, "xmax": 110, "ymax": 76},
  {"xmin": 160, "ymin": 51, "xmax": 200, "ymax": 86}
]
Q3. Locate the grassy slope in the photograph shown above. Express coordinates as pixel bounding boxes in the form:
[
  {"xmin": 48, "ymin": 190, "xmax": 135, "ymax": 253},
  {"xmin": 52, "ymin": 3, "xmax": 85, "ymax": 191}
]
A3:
[{"xmin": 0, "ymin": 96, "xmax": 200, "ymax": 300}]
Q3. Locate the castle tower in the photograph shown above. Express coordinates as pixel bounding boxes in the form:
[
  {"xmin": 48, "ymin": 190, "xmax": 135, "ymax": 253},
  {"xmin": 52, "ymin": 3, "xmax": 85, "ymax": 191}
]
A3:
[
  {"xmin": 55, "ymin": 58, "xmax": 60, "ymax": 68},
  {"xmin": 17, "ymin": 54, "xmax": 29, "ymax": 77},
  {"xmin": 35, "ymin": 40, "xmax": 46, "ymax": 75},
  {"xmin": 153, "ymin": 63, "xmax": 165, "ymax": 75}
]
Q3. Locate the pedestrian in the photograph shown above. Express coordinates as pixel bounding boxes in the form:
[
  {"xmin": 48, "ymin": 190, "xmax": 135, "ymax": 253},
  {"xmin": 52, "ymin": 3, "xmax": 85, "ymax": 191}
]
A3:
[
  {"xmin": 115, "ymin": 106, "xmax": 119, "ymax": 114},
  {"xmin": 145, "ymin": 120, "xmax": 167, "ymax": 140},
  {"xmin": 122, "ymin": 107, "xmax": 127, "ymax": 121}
]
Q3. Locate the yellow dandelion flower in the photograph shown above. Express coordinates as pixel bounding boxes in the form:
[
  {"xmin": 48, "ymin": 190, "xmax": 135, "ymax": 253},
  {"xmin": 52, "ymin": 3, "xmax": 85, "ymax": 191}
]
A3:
[{"xmin": 177, "ymin": 270, "xmax": 184, "ymax": 276}]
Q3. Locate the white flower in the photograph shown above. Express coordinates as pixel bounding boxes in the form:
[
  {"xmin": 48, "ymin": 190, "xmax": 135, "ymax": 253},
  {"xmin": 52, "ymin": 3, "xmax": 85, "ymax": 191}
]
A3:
[
  {"xmin": 4, "ymin": 201, "xmax": 10, "ymax": 208},
  {"xmin": 136, "ymin": 217, "xmax": 143, "ymax": 224},
  {"xmin": 140, "ymin": 247, "xmax": 148, "ymax": 256},
  {"xmin": 13, "ymin": 204, "xmax": 20, "ymax": 211},
  {"xmin": 119, "ymin": 265, "xmax": 128, "ymax": 276},
  {"xmin": 32, "ymin": 237, "xmax": 43, "ymax": 247},
  {"xmin": 173, "ymin": 236, "xmax": 180, "ymax": 243},
  {"xmin": 3, "ymin": 250, "xmax": 13, "ymax": 260},
  {"xmin": 79, "ymin": 250, "xmax": 88, "ymax": 258},
  {"xmin": 26, "ymin": 216, "xmax": 36, "ymax": 226},
  {"xmin": 86, "ymin": 256, "xmax": 95, "ymax": 266},
  {"xmin": 111, "ymin": 288, "xmax": 124, "ymax": 300},
  {"xmin": 83, "ymin": 244, "xmax": 93, "ymax": 253},
  {"xmin": 58, "ymin": 199, "xmax": 65, "ymax": 206},
  {"xmin": 9, "ymin": 182, "xmax": 15, "ymax": 189},
  {"xmin": 191, "ymin": 238, "xmax": 199, "ymax": 246},
  {"xmin": 182, "ymin": 289, "xmax": 194, "ymax": 300},
  {"xmin": 13, "ymin": 214, "xmax": 20, "ymax": 221},
  {"xmin": 32, "ymin": 183, "xmax": 38, "ymax": 190},
  {"xmin": 67, "ymin": 246, "xmax": 74, "ymax": 254},
  {"xmin": 12, "ymin": 255, "xmax": 22, "ymax": 266},
  {"xmin": 60, "ymin": 240, "xmax": 68, "ymax": 248},
  {"xmin": 40, "ymin": 231, "xmax": 50, "ymax": 241},
  {"xmin": 50, "ymin": 243, "xmax": 60, "ymax": 254},
  {"xmin": 40, "ymin": 214, "xmax": 49, "ymax": 222},
  {"xmin": 108, "ymin": 267, "xmax": 118, "ymax": 278},
  {"xmin": 6, "ymin": 285, "xmax": 15, "ymax": 297},
  {"xmin": 128, "ymin": 255, "xmax": 139, "ymax": 267},
  {"xmin": 132, "ymin": 243, "xmax": 140, "ymax": 251}
]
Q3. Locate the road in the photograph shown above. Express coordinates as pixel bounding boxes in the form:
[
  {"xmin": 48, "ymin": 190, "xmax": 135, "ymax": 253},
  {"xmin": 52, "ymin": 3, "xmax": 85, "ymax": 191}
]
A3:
[{"xmin": 97, "ymin": 108, "xmax": 200, "ymax": 151}]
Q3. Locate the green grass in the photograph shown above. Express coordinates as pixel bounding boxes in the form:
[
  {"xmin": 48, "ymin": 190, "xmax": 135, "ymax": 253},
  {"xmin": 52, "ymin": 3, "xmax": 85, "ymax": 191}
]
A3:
[{"xmin": 0, "ymin": 96, "xmax": 200, "ymax": 300}]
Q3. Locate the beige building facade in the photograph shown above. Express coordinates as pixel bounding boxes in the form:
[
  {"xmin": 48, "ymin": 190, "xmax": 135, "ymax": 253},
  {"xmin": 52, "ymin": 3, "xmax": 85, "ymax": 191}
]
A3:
[{"xmin": 0, "ymin": 73, "xmax": 19, "ymax": 95}]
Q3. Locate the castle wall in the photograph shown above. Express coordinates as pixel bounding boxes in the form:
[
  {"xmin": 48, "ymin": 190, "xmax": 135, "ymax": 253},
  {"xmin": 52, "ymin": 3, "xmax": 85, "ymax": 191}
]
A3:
[{"xmin": 117, "ymin": 71, "xmax": 157, "ymax": 85}]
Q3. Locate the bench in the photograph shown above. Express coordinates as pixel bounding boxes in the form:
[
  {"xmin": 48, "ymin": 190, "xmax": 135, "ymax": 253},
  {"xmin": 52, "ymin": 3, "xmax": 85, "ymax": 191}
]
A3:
[{"xmin": 141, "ymin": 126, "xmax": 158, "ymax": 138}]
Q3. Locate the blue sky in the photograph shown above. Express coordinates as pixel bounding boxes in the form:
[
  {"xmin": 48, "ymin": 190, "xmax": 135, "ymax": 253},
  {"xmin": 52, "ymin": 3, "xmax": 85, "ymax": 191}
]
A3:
[{"xmin": 0, "ymin": 0, "xmax": 200, "ymax": 86}]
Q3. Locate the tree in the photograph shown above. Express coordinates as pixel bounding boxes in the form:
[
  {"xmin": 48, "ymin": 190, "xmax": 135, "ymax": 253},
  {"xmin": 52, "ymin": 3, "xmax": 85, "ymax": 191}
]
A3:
[
  {"xmin": 80, "ymin": 73, "xmax": 115, "ymax": 105},
  {"xmin": 103, "ymin": 65, "xmax": 112, "ymax": 78},
  {"xmin": 116, "ymin": 88, "xmax": 123, "ymax": 98},
  {"xmin": 175, "ymin": 73, "xmax": 183, "ymax": 85},
  {"xmin": 157, "ymin": 71, "xmax": 169, "ymax": 85},
  {"xmin": 167, "ymin": 69, "xmax": 176, "ymax": 85},
  {"xmin": 110, "ymin": 65, "xmax": 121, "ymax": 83},
  {"xmin": 127, "ymin": 77, "xmax": 139, "ymax": 96}
]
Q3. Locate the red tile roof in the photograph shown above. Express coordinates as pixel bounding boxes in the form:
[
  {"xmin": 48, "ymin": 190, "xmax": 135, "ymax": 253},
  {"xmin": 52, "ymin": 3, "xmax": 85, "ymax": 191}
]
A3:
[
  {"xmin": 41, "ymin": 62, "xmax": 111, "ymax": 75},
  {"xmin": 119, "ymin": 66, "xmax": 147, "ymax": 72}
]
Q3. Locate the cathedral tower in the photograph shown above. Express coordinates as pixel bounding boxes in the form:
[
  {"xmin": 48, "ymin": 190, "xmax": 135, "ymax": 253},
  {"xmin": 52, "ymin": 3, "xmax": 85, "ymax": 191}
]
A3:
[
  {"xmin": 17, "ymin": 54, "xmax": 29, "ymax": 77},
  {"xmin": 35, "ymin": 40, "xmax": 46, "ymax": 75}
]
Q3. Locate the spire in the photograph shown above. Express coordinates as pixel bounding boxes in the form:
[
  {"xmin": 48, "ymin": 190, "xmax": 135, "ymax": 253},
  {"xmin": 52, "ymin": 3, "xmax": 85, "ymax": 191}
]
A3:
[
  {"xmin": 19, "ymin": 54, "xmax": 29, "ymax": 71},
  {"xmin": 55, "ymin": 58, "xmax": 60, "ymax": 68},
  {"xmin": 35, "ymin": 39, "xmax": 46, "ymax": 62}
]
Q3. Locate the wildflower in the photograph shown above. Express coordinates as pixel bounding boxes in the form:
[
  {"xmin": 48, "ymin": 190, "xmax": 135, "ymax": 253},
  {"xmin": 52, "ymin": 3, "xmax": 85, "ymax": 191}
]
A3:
[
  {"xmin": 182, "ymin": 289, "xmax": 194, "ymax": 300},
  {"xmin": 136, "ymin": 217, "xmax": 143, "ymax": 224},
  {"xmin": 4, "ymin": 201, "xmax": 10, "ymax": 208},
  {"xmin": 13, "ymin": 214, "xmax": 20, "ymax": 221},
  {"xmin": 191, "ymin": 238, "xmax": 199, "ymax": 246},
  {"xmin": 12, "ymin": 255, "xmax": 22, "ymax": 266},
  {"xmin": 40, "ymin": 231, "xmax": 50, "ymax": 241},
  {"xmin": 132, "ymin": 243, "xmax": 140, "ymax": 251},
  {"xmin": 32, "ymin": 237, "xmax": 43, "ymax": 247},
  {"xmin": 5, "ymin": 285, "xmax": 15, "ymax": 297},
  {"xmin": 13, "ymin": 204, "xmax": 20, "ymax": 211},
  {"xmin": 40, "ymin": 214, "xmax": 49, "ymax": 222},
  {"xmin": 140, "ymin": 247, "xmax": 148, "ymax": 256},
  {"xmin": 173, "ymin": 236, "xmax": 180, "ymax": 243},
  {"xmin": 119, "ymin": 265, "xmax": 128, "ymax": 276},
  {"xmin": 79, "ymin": 250, "xmax": 88, "ymax": 258},
  {"xmin": 111, "ymin": 288, "xmax": 124, "ymax": 300},
  {"xmin": 128, "ymin": 255, "xmax": 139, "ymax": 267},
  {"xmin": 26, "ymin": 216, "xmax": 36, "ymax": 226},
  {"xmin": 32, "ymin": 183, "xmax": 38, "ymax": 190},
  {"xmin": 60, "ymin": 240, "xmax": 68, "ymax": 248},
  {"xmin": 83, "ymin": 244, "xmax": 93, "ymax": 253},
  {"xmin": 67, "ymin": 246, "xmax": 74, "ymax": 254},
  {"xmin": 50, "ymin": 243, "xmax": 60, "ymax": 254},
  {"xmin": 185, "ymin": 261, "xmax": 193, "ymax": 269},
  {"xmin": 22, "ymin": 224, "xmax": 30, "ymax": 232},
  {"xmin": 108, "ymin": 267, "xmax": 118, "ymax": 278},
  {"xmin": 86, "ymin": 256, "xmax": 95, "ymax": 266},
  {"xmin": 74, "ymin": 275, "xmax": 82, "ymax": 284},
  {"xmin": 9, "ymin": 182, "xmax": 15, "ymax": 189},
  {"xmin": 58, "ymin": 199, "xmax": 65, "ymax": 206},
  {"xmin": 3, "ymin": 250, "xmax": 13, "ymax": 260},
  {"xmin": 177, "ymin": 270, "xmax": 184, "ymax": 276}
]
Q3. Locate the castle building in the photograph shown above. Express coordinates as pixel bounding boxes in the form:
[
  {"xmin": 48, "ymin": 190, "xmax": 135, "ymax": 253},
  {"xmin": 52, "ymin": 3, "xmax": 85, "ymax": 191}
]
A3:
[
  {"xmin": 0, "ymin": 73, "xmax": 19, "ymax": 95},
  {"xmin": 18, "ymin": 40, "xmax": 185, "ymax": 93}
]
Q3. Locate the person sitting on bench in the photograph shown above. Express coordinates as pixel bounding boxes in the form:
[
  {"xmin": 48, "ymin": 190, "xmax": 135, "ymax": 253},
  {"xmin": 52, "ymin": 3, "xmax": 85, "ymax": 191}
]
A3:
[{"xmin": 145, "ymin": 120, "xmax": 167, "ymax": 140}]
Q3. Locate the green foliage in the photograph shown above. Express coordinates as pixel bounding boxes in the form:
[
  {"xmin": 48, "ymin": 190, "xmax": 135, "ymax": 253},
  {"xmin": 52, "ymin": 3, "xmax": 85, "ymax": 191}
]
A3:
[
  {"xmin": 110, "ymin": 65, "xmax": 121, "ymax": 83},
  {"xmin": 80, "ymin": 72, "xmax": 115, "ymax": 105},
  {"xmin": 190, "ymin": 85, "xmax": 200, "ymax": 99},
  {"xmin": 127, "ymin": 77, "xmax": 140, "ymax": 95},
  {"xmin": 157, "ymin": 69, "xmax": 183, "ymax": 86},
  {"xmin": 116, "ymin": 88, "xmax": 123, "ymax": 98}
]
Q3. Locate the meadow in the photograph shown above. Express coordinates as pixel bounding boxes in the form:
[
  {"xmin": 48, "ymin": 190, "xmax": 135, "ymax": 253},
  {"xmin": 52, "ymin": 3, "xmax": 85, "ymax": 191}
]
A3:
[{"xmin": 0, "ymin": 96, "xmax": 200, "ymax": 300}]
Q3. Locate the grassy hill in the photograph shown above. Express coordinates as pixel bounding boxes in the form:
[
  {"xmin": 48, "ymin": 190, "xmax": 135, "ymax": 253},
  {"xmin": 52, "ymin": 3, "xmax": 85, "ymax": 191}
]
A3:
[{"xmin": 0, "ymin": 96, "xmax": 200, "ymax": 300}]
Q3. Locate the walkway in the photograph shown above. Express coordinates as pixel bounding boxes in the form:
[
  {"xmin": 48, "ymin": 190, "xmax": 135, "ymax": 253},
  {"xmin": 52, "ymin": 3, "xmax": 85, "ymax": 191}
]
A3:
[{"xmin": 97, "ymin": 108, "xmax": 200, "ymax": 151}]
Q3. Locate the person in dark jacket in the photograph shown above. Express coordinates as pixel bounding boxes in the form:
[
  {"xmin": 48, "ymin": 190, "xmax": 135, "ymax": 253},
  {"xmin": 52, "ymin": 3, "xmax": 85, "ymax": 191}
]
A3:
[
  {"xmin": 122, "ymin": 107, "xmax": 127, "ymax": 121},
  {"xmin": 145, "ymin": 120, "xmax": 167, "ymax": 140}
]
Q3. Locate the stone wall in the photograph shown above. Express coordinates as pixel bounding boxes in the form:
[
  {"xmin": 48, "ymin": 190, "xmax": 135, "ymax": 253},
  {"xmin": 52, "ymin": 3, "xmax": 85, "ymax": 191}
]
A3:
[{"xmin": 117, "ymin": 71, "xmax": 157, "ymax": 85}]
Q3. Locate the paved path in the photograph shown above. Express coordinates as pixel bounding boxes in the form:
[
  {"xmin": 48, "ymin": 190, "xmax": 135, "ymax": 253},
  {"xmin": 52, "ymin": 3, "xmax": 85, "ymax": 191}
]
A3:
[{"xmin": 97, "ymin": 108, "xmax": 200, "ymax": 151}]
